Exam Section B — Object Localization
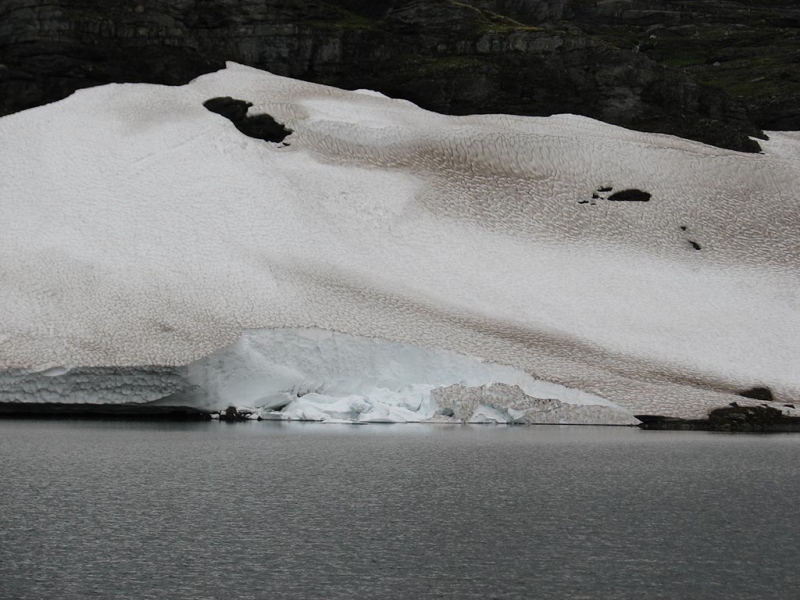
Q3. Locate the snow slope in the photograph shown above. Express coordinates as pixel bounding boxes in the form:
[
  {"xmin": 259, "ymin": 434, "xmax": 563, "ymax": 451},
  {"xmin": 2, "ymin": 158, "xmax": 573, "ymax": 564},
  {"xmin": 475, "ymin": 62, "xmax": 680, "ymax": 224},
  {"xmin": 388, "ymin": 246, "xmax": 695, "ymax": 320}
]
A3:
[{"xmin": 0, "ymin": 62, "xmax": 798, "ymax": 420}]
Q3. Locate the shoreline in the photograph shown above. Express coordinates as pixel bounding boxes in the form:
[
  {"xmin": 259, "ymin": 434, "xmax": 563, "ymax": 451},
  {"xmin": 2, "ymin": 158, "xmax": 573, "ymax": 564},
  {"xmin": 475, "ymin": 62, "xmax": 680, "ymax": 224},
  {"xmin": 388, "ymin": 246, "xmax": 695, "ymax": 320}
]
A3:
[
  {"xmin": 0, "ymin": 403, "xmax": 212, "ymax": 421},
  {"xmin": 3, "ymin": 403, "xmax": 800, "ymax": 432},
  {"xmin": 635, "ymin": 406, "xmax": 800, "ymax": 432}
]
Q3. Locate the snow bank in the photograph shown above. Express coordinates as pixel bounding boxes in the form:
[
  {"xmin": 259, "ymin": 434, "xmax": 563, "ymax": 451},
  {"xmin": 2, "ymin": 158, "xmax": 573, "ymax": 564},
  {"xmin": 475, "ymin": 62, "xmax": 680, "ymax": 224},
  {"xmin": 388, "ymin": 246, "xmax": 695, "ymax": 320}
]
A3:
[{"xmin": 1, "ymin": 62, "xmax": 798, "ymax": 420}]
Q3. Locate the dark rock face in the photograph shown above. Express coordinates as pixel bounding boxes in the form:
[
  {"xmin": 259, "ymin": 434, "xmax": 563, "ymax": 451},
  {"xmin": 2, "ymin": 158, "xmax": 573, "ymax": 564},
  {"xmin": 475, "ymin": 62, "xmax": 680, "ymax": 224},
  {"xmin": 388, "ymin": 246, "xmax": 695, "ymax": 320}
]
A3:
[
  {"xmin": 460, "ymin": 0, "xmax": 568, "ymax": 23},
  {"xmin": 568, "ymin": 0, "xmax": 800, "ymax": 133},
  {"xmin": 1, "ymin": 0, "xmax": 791, "ymax": 152}
]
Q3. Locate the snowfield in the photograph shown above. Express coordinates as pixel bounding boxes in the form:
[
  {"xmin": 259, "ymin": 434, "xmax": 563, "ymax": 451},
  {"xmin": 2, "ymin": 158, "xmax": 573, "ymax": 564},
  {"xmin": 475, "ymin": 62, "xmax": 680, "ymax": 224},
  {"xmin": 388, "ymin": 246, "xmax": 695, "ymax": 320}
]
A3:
[{"xmin": 0, "ymin": 62, "xmax": 798, "ymax": 422}]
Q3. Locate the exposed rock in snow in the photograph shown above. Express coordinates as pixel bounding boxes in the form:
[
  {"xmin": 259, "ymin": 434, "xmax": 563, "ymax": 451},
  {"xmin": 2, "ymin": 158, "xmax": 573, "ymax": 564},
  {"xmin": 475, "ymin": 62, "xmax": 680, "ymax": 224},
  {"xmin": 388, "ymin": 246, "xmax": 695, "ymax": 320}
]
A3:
[
  {"xmin": 607, "ymin": 189, "xmax": 651, "ymax": 202},
  {"xmin": 202, "ymin": 96, "xmax": 292, "ymax": 143},
  {"xmin": 0, "ymin": 63, "xmax": 798, "ymax": 421}
]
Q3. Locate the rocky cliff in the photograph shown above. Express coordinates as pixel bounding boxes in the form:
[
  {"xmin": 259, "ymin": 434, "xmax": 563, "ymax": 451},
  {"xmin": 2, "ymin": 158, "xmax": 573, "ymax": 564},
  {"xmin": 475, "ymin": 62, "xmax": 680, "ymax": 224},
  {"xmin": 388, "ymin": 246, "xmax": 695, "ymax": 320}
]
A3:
[
  {"xmin": 568, "ymin": 0, "xmax": 800, "ymax": 131},
  {"xmin": 1, "ymin": 0, "xmax": 796, "ymax": 151}
]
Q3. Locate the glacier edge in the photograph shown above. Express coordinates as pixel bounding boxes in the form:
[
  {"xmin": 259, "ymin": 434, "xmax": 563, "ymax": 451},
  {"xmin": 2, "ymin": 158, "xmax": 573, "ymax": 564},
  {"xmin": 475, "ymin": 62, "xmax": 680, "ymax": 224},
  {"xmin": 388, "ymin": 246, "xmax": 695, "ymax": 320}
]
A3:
[{"xmin": 0, "ymin": 328, "xmax": 640, "ymax": 425}]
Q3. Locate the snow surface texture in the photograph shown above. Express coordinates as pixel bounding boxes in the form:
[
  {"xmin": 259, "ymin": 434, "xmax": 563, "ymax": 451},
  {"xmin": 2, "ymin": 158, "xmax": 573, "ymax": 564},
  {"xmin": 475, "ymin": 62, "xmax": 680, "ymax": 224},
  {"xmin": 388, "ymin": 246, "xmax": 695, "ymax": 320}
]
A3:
[{"xmin": 1, "ymin": 62, "xmax": 798, "ymax": 420}]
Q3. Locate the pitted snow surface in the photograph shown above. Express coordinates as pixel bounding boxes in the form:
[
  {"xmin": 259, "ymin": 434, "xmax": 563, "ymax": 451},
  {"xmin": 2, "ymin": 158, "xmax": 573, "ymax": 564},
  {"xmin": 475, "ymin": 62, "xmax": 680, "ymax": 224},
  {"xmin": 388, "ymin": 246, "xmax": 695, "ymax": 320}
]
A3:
[{"xmin": 1, "ymin": 62, "xmax": 798, "ymax": 419}]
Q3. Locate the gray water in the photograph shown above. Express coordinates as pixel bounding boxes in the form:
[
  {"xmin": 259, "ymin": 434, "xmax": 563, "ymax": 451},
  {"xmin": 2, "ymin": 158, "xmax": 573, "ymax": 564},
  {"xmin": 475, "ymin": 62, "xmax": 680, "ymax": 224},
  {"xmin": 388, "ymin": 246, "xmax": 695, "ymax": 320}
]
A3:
[{"xmin": 1, "ymin": 421, "xmax": 799, "ymax": 600}]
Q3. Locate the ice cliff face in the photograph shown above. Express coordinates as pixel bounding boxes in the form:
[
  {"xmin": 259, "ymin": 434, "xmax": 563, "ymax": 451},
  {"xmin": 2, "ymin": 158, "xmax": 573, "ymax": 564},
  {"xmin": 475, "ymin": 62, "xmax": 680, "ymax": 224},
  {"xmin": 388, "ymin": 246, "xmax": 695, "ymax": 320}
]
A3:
[
  {"xmin": 179, "ymin": 328, "xmax": 639, "ymax": 424},
  {"xmin": 0, "ymin": 63, "xmax": 798, "ymax": 421},
  {"xmin": 0, "ymin": 328, "xmax": 639, "ymax": 424}
]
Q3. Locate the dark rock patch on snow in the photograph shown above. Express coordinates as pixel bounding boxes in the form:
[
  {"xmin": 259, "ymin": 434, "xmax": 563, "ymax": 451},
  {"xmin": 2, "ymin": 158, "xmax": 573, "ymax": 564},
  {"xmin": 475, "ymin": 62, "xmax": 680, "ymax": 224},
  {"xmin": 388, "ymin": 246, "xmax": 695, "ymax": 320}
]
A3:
[
  {"xmin": 689, "ymin": 240, "xmax": 702, "ymax": 250},
  {"xmin": 204, "ymin": 97, "xmax": 292, "ymax": 143},
  {"xmin": 738, "ymin": 386, "xmax": 774, "ymax": 402},
  {"xmin": 597, "ymin": 186, "xmax": 613, "ymax": 193},
  {"xmin": 608, "ymin": 189, "xmax": 651, "ymax": 202}
]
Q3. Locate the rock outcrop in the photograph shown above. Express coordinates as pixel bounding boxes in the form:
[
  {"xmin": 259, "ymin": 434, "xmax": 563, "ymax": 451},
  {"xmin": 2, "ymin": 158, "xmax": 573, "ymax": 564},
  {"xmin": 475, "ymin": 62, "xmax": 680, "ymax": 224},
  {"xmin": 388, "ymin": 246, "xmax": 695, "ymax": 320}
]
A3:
[
  {"xmin": 568, "ymin": 0, "xmax": 800, "ymax": 131},
  {"xmin": 2, "ymin": 0, "xmax": 790, "ymax": 152},
  {"xmin": 638, "ymin": 405, "xmax": 800, "ymax": 432}
]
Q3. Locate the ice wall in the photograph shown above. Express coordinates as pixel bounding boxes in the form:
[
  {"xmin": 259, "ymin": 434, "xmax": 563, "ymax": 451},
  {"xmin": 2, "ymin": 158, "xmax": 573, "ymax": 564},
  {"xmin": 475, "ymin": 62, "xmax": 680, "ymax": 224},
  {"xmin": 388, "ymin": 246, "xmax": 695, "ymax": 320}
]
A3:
[{"xmin": 178, "ymin": 328, "xmax": 638, "ymax": 424}]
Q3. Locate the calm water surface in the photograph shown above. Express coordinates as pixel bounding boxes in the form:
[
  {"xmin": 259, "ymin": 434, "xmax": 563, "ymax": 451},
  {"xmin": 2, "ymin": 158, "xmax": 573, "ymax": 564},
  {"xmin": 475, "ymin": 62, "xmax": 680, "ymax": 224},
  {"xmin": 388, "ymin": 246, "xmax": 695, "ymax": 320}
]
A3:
[{"xmin": 1, "ymin": 421, "xmax": 799, "ymax": 599}]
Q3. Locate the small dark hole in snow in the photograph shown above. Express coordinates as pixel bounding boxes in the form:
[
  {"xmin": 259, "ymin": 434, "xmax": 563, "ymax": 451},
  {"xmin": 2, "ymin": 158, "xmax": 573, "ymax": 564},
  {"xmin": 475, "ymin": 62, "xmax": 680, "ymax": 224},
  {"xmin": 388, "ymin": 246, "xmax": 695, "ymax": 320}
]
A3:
[
  {"xmin": 591, "ymin": 193, "xmax": 600, "ymax": 199},
  {"xmin": 680, "ymin": 225, "xmax": 687, "ymax": 231},
  {"xmin": 597, "ymin": 186, "xmax": 613, "ymax": 193},
  {"xmin": 608, "ymin": 189, "xmax": 651, "ymax": 202},
  {"xmin": 203, "ymin": 96, "xmax": 292, "ymax": 143},
  {"xmin": 578, "ymin": 200, "xmax": 589, "ymax": 204},
  {"xmin": 689, "ymin": 240, "xmax": 702, "ymax": 250},
  {"xmin": 738, "ymin": 387, "xmax": 774, "ymax": 402}
]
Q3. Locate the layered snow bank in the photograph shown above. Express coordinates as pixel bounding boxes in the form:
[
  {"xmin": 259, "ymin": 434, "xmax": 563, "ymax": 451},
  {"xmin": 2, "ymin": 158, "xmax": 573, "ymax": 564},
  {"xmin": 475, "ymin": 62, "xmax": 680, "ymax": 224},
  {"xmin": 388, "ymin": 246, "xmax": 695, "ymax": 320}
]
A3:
[
  {"xmin": 177, "ymin": 328, "xmax": 637, "ymax": 424},
  {"xmin": 1, "ymin": 62, "xmax": 799, "ymax": 419}
]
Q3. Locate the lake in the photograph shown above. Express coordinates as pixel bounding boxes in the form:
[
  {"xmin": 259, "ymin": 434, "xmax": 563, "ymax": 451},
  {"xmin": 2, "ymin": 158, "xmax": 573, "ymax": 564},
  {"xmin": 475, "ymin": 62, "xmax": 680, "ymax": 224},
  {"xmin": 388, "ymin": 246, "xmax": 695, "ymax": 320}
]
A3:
[{"xmin": 1, "ymin": 421, "xmax": 798, "ymax": 599}]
